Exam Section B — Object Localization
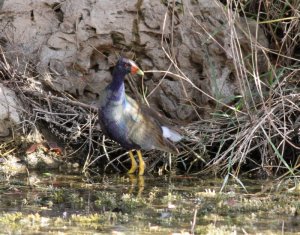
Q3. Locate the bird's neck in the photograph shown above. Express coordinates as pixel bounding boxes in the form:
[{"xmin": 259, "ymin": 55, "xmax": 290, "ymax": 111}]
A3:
[{"xmin": 108, "ymin": 70, "xmax": 126, "ymax": 102}]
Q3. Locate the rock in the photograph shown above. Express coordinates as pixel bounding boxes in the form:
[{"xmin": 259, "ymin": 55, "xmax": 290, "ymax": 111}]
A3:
[
  {"xmin": 0, "ymin": 155, "xmax": 27, "ymax": 177},
  {"xmin": 0, "ymin": 0, "xmax": 269, "ymax": 121},
  {"xmin": 157, "ymin": 79, "xmax": 195, "ymax": 121},
  {"xmin": 0, "ymin": 84, "xmax": 21, "ymax": 138},
  {"xmin": 142, "ymin": 0, "xmax": 168, "ymax": 30},
  {"xmin": 1, "ymin": 0, "xmax": 60, "ymax": 71},
  {"xmin": 25, "ymin": 151, "xmax": 61, "ymax": 169}
]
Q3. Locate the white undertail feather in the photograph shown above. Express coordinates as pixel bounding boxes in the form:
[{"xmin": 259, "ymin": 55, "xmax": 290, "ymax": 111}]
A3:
[{"xmin": 161, "ymin": 126, "xmax": 182, "ymax": 142}]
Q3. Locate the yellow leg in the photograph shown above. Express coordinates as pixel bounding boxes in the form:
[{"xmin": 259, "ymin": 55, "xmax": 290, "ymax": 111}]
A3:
[
  {"xmin": 128, "ymin": 150, "xmax": 137, "ymax": 174},
  {"xmin": 137, "ymin": 150, "xmax": 145, "ymax": 176}
]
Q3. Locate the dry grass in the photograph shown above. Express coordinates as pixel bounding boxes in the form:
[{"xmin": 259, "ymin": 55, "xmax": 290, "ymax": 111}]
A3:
[
  {"xmin": 0, "ymin": 0, "xmax": 300, "ymax": 179},
  {"xmin": 156, "ymin": 0, "xmax": 300, "ymax": 178}
]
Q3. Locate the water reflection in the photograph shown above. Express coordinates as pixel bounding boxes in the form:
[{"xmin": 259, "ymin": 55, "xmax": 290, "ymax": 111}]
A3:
[{"xmin": 0, "ymin": 172, "xmax": 299, "ymax": 234}]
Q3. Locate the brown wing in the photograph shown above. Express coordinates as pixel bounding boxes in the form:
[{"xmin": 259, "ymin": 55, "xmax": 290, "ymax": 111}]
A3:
[
  {"xmin": 139, "ymin": 102, "xmax": 184, "ymax": 135},
  {"xmin": 123, "ymin": 96, "xmax": 179, "ymax": 154}
]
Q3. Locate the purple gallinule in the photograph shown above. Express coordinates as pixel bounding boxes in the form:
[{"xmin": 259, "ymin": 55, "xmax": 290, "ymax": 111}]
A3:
[{"xmin": 98, "ymin": 58, "xmax": 182, "ymax": 175}]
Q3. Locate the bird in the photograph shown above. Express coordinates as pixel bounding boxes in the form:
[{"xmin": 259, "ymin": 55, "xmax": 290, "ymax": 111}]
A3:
[{"xmin": 98, "ymin": 57, "xmax": 182, "ymax": 175}]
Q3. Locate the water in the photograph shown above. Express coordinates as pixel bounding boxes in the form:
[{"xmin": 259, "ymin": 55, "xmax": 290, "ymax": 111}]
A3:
[{"xmin": 0, "ymin": 171, "xmax": 299, "ymax": 234}]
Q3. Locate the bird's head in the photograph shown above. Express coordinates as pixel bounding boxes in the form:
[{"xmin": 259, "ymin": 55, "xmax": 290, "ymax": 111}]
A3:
[{"xmin": 115, "ymin": 57, "xmax": 144, "ymax": 76}]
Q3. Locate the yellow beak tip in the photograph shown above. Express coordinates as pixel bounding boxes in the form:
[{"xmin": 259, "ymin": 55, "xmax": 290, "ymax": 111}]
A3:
[{"xmin": 136, "ymin": 69, "xmax": 144, "ymax": 76}]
